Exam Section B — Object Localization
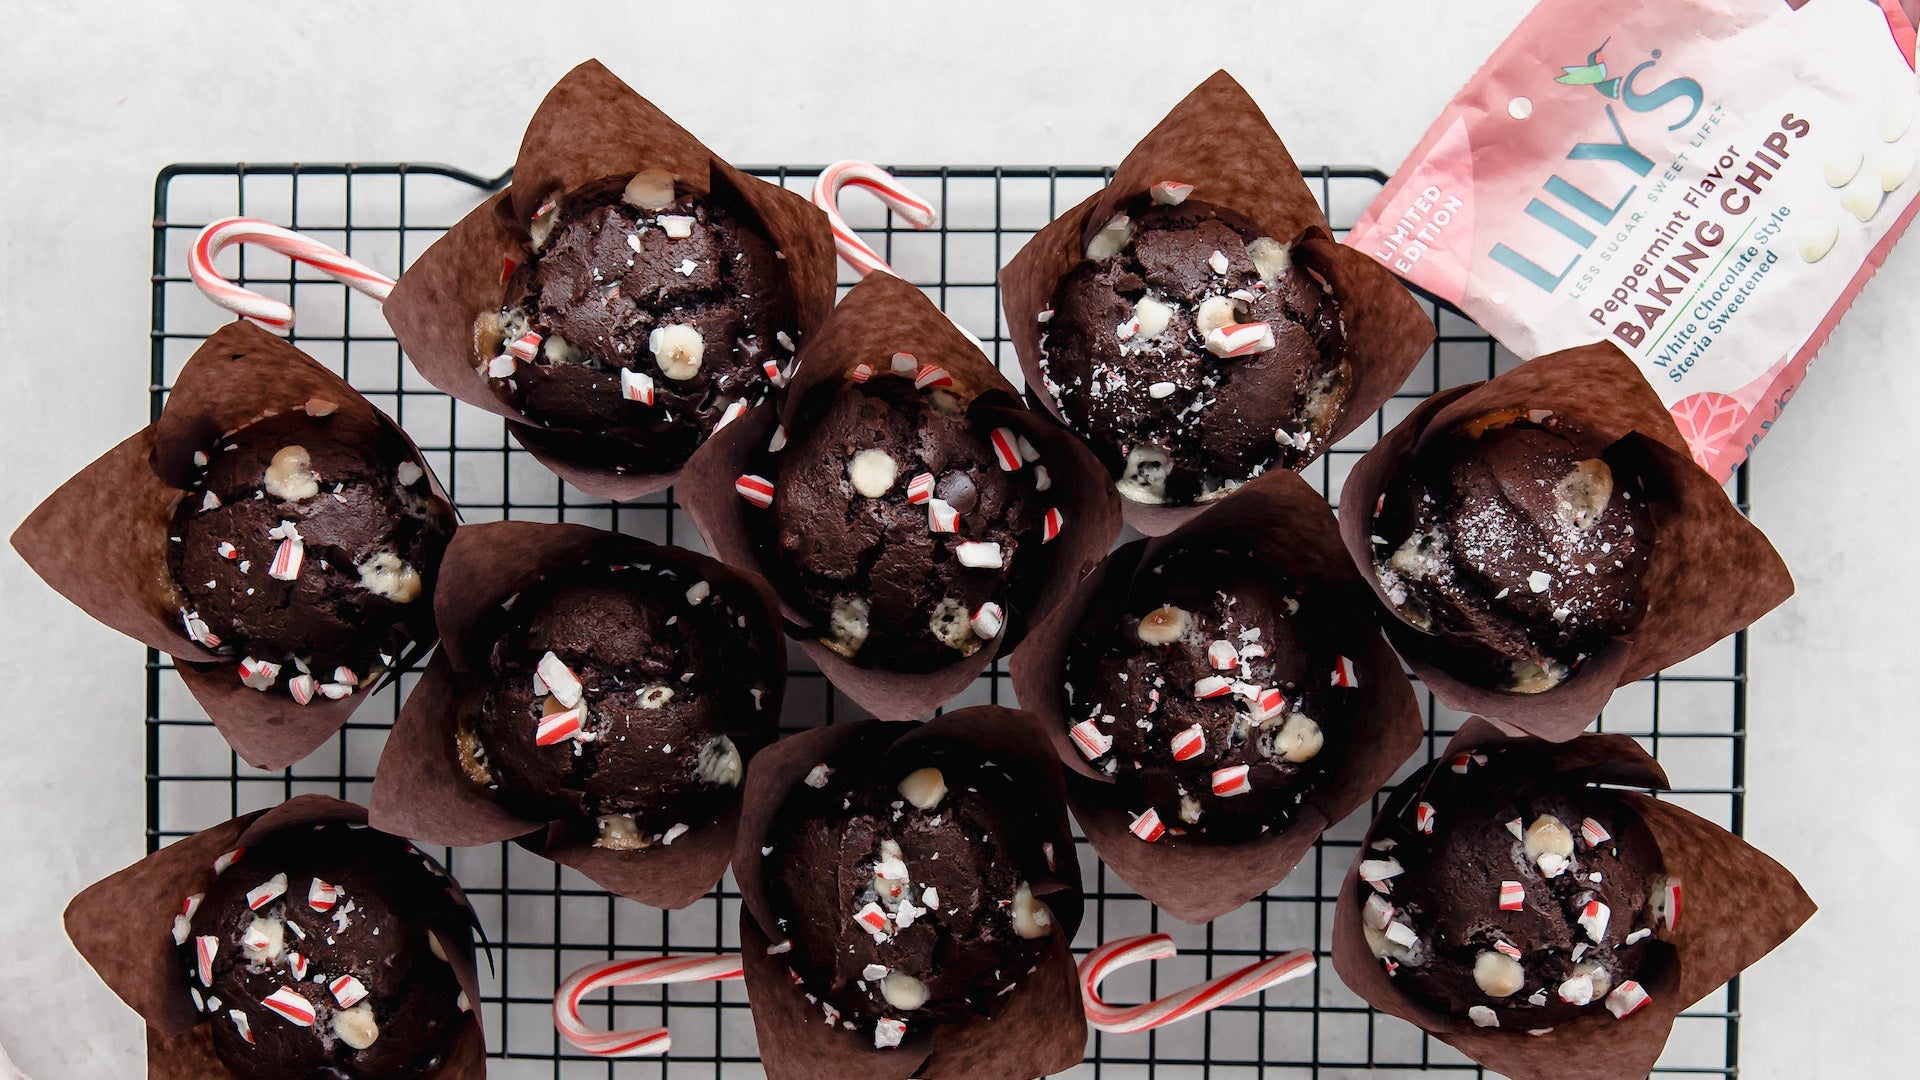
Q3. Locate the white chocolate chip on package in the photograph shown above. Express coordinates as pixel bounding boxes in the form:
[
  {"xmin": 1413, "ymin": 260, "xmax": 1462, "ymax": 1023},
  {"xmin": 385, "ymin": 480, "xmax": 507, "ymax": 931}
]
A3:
[{"xmin": 1349, "ymin": 0, "xmax": 1920, "ymax": 479}]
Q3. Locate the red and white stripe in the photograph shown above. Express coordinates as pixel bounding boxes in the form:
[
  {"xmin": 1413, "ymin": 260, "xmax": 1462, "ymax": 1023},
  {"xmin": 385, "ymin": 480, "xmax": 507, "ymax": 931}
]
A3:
[
  {"xmin": 768, "ymin": 425, "xmax": 790, "ymax": 453},
  {"xmin": 189, "ymin": 217, "xmax": 396, "ymax": 330},
  {"xmin": 1210, "ymin": 765, "xmax": 1252, "ymax": 797},
  {"xmin": 1080, "ymin": 934, "xmax": 1315, "ymax": 1034},
  {"xmin": 287, "ymin": 673, "xmax": 316, "ymax": 705},
  {"xmin": 905, "ymin": 472, "xmax": 935, "ymax": 504},
  {"xmin": 1252, "ymin": 688, "xmax": 1287, "ymax": 721},
  {"xmin": 287, "ymin": 951, "xmax": 308, "ymax": 981},
  {"xmin": 246, "ymin": 874, "xmax": 287, "ymax": 911},
  {"xmin": 1450, "ymin": 751, "xmax": 1487, "ymax": 774},
  {"xmin": 1194, "ymin": 675, "xmax": 1234, "ymax": 699},
  {"xmin": 1662, "ymin": 880, "xmax": 1683, "ymax": 932},
  {"xmin": 1169, "ymin": 724, "xmax": 1206, "ymax": 762},
  {"xmin": 1493, "ymin": 939, "xmax": 1524, "ymax": 960},
  {"xmin": 1041, "ymin": 506, "xmax": 1064, "ymax": 543},
  {"xmin": 536, "ymin": 652, "xmax": 583, "ymax": 708},
  {"xmin": 1204, "ymin": 322, "xmax": 1277, "ymax": 357},
  {"xmin": 552, "ymin": 953, "xmax": 744, "ymax": 1057},
  {"xmin": 734, "ymin": 474, "xmax": 775, "ymax": 508},
  {"xmin": 848, "ymin": 363, "xmax": 873, "ymax": 383},
  {"xmin": 1580, "ymin": 818, "xmax": 1612, "ymax": 848},
  {"xmin": 620, "ymin": 369, "xmax": 656, "ymax": 405},
  {"xmin": 507, "ymin": 332, "xmax": 542, "ymax": 362},
  {"xmin": 1414, "ymin": 802, "xmax": 1436, "ymax": 835},
  {"xmin": 1499, "ymin": 880, "xmax": 1526, "ymax": 911},
  {"xmin": 261, "ymin": 986, "xmax": 316, "ymax": 1027},
  {"xmin": 536, "ymin": 704, "xmax": 585, "ymax": 747},
  {"xmin": 1605, "ymin": 980, "xmax": 1652, "ymax": 1018},
  {"xmin": 1578, "ymin": 900, "xmax": 1611, "ymax": 942},
  {"xmin": 762, "ymin": 358, "xmax": 788, "ymax": 387},
  {"xmin": 268, "ymin": 536, "xmax": 304, "ymax": 580},
  {"xmin": 854, "ymin": 903, "xmax": 892, "ymax": 936},
  {"xmin": 1207, "ymin": 640, "xmax": 1239, "ymax": 671},
  {"xmin": 1129, "ymin": 808, "xmax": 1167, "ymax": 843},
  {"xmin": 1069, "ymin": 719, "xmax": 1113, "ymax": 760},
  {"xmin": 238, "ymin": 657, "xmax": 280, "ymax": 691},
  {"xmin": 501, "ymin": 256, "xmax": 517, "ymax": 284},
  {"xmin": 927, "ymin": 498, "xmax": 960, "ymax": 533},
  {"xmin": 969, "ymin": 602, "xmax": 1004, "ymax": 640},
  {"xmin": 1150, "ymin": 181, "xmax": 1195, "ymax": 205},
  {"xmin": 913, "ymin": 364, "xmax": 953, "ymax": 390},
  {"xmin": 214, "ymin": 848, "xmax": 246, "ymax": 874},
  {"xmin": 329, "ymin": 975, "xmax": 368, "ymax": 1008},
  {"xmin": 1331, "ymin": 655, "xmax": 1359, "ymax": 688},
  {"xmin": 990, "ymin": 428, "xmax": 1023, "ymax": 471},
  {"xmin": 195, "ymin": 936, "xmax": 218, "ymax": 986},
  {"xmin": 809, "ymin": 161, "xmax": 938, "ymax": 279}
]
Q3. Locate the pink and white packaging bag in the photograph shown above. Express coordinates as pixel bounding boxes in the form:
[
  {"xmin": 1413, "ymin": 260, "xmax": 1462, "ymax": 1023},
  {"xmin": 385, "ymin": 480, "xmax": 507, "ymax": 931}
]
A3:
[{"xmin": 1349, "ymin": 0, "xmax": 1920, "ymax": 478}]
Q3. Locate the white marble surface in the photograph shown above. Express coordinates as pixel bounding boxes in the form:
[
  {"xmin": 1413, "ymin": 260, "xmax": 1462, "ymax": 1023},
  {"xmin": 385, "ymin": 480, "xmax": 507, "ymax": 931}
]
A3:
[{"xmin": 0, "ymin": 1, "xmax": 1909, "ymax": 1076}]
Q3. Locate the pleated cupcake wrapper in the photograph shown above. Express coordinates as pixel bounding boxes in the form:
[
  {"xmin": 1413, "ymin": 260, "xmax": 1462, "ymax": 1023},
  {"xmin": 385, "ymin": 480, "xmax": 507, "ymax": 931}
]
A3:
[
  {"xmin": 383, "ymin": 58, "xmax": 837, "ymax": 501},
  {"xmin": 1331, "ymin": 720, "xmax": 1815, "ymax": 1080},
  {"xmin": 1336, "ymin": 342, "xmax": 1795, "ymax": 740},
  {"xmin": 11, "ymin": 321, "xmax": 454, "ymax": 770},
  {"xmin": 1007, "ymin": 467, "xmax": 1423, "ymax": 924},
  {"xmin": 732, "ymin": 709, "xmax": 1087, "ymax": 1080},
  {"xmin": 998, "ymin": 69, "xmax": 1436, "ymax": 536},
  {"xmin": 65, "ymin": 795, "xmax": 485, "ymax": 1080},
  {"xmin": 368, "ymin": 519, "xmax": 786, "ymax": 910},
  {"xmin": 679, "ymin": 272, "xmax": 1122, "ymax": 721}
]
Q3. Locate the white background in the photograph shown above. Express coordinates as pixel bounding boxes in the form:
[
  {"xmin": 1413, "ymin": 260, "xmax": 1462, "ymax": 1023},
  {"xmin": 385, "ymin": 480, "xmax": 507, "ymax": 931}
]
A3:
[{"xmin": 0, "ymin": 1, "xmax": 1910, "ymax": 1076}]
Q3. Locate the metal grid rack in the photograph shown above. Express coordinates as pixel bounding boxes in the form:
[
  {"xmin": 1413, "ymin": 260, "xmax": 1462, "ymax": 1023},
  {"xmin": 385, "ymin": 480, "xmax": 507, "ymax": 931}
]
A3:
[{"xmin": 148, "ymin": 163, "xmax": 1751, "ymax": 1077}]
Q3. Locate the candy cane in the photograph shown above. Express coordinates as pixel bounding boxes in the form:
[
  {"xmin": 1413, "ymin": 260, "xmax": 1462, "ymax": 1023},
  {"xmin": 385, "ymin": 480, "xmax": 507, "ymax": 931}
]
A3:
[
  {"xmin": 553, "ymin": 953, "xmax": 743, "ymax": 1057},
  {"xmin": 810, "ymin": 160, "xmax": 939, "ymax": 278},
  {"xmin": 1079, "ymin": 934, "xmax": 1316, "ymax": 1034},
  {"xmin": 189, "ymin": 217, "xmax": 396, "ymax": 330}
]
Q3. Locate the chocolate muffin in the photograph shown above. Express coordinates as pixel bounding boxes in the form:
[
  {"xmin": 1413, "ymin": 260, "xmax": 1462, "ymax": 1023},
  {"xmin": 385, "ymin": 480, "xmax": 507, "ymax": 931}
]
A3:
[
  {"xmin": 763, "ymin": 754, "xmax": 1056, "ymax": 1049},
  {"xmin": 1037, "ymin": 194, "xmax": 1349, "ymax": 505},
  {"xmin": 458, "ymin": 561, "xmax": 769, "ymax": 848},
  {"xmin": 1359, "ymin": 747, "xmax": 1673, "ymax": 1031},
  {"xmin": 169, "ymin": 410, "xmax": 453, "ymax": 700},
  {"xmin": 476, "ymin": 170, "xmax": 799, "ymax": 471},
  {"xmin": 1062, "ymin": 548, "xmax": 1357, "ymax": 842},
  {"xmin": 1369, "ymin": 411, "xmax": 1655, "ymax": 693},
  {"xmin": 751, "ymin": 374, "xmax": 1045, "ymax": 672},
  {"xmin": 175, "ymin": 823, "xmax": 470, "ymax": 1079}
]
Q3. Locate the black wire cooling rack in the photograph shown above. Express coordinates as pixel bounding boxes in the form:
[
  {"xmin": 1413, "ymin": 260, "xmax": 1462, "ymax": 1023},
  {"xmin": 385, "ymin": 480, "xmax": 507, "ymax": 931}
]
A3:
[{"xmin": 147, "ymin": 163, "xmax": 1752, "ymax": 1078}]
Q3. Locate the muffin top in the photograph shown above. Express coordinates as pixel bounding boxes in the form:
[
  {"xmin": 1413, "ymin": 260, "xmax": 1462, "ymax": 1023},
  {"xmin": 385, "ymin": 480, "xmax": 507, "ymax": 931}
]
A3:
[
  {"xmin": 459, "ymin": 561, "xmax": 769, "ymax": 847},
  {"xmin": 1360, "ymin": 747, "xmax": 1671, "ymax": 1032},
  {"xmin": 178, "ymin": 824, "xmax": 470, "ymax": 1080},
  {"xmin": 1063, "ymin": 549, "xmax": 1357, "ymax": 842},
  {"xmin": 764, "ymin": 755, "xmax": 1056, "ymax": 1049},
  {"xmin": 169, "ymin": 410, "xmax": 452, "ymax": 697},
  {"xmin": 1038, "ymin": 196, "xmax": 1348, "ymax": 506},
  {"xmin": 1370, "ymin": 412, "xmax": 1655, "ymax": 692},
  {"xmin": 753, "ymin": 374, "xmax": 1046, "ymax": 672},
  {"xmin": 478, "ymin": 170, "xmax": 799, "ymax": 471}
]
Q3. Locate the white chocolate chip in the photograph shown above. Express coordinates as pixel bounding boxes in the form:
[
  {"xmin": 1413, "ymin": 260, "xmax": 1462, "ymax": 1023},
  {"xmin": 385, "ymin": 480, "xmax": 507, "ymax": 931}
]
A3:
[
  {"xmin": 1135, "ymin": 605, "xmax": 1192, "ymax": 644},
  {"xmin": 1883, "ymin": 93, "xmax": 1914, "ymax": 143},
  {"xmin": 545, "ymin": 333, "xmax": 579, "ymax": 364},
  {"xmin": 1553, "ymin": 458, "xmax": 1613, "ymax": 530},
  {"xmin": 1797, "ymin": 217, "xmax": 1839, "ymax": 263},
  {"xmin": 427, "ymin": 930, "xmax": 449, "ymax": 962},
  {"xmin": 826, "ymin": 596, "xmax": 871, "ymax": 658},
  {"xmin": 1842, "ymin": 180, "xmax": 1883, "ymax": 223},
  {"xmin": 1881, "ymin": 145, "xmax": 1915, "ymax": 192},
  {"xmin": 638, "ymin": 686, "xmax": 675, "ymax": 709},
  {"xmin": 263, "ymin": 446, "xmax": 320, "ymax": 502},
  {"xmin": 623, "ymin": 168, "xmax": 677, "ymax": 211},
  {"xmin": 1085, "ymin": 213, "xmax": 1133, "ymax": 261},
  {"xmin": 848, "ymin": 449, "xmax": 899, "ymax": 498},
  {"xmin": 1508, "ymin": 657, "xmax": 1569, "ymax": 695},
  {"xmin": 1207, "ymin": 250, "xmax": 1230, "ymax": 276},
  {"xmin": 242, "ymin": 916, "xmax": 285, "ymax": 963},
  {"xmin": 696, "ymin": 735, "xmax": 743, "ymax": 787},
  {"xmin": 529, "ymin": 200, "xmax": 559, "ymax": 249},
  {"xmin": 1270, "ymin": 713, "xmax": 1323, "ymax": 763},
  {"xmin": 1134, "ymin": 296, "xmax": 1173, "ymax": 338},
  {"xmin": 396, "ymin": 461, "xmax": 424, "ymax": 487},
  {"xmin": 897, "ymin": 767, "xmax": 947, "ymax": 810},
  {"xmin": 650, "ymin": 324, "xmax": 705, "ymax": 381},
  {"xmin": 880, "ymin": 972, "xmax": 929, "ymax": 1011},
  {"xmin": 1246, "ymin": 237, "xmax": 1290, "ymax": 283},
  {"xmin": 596, "ymin": 813, "xmax": 650, "ymax": 850},
  {"xmin": 1557, "ymin": 972, "xmax": 1595, "ymax": 1006},
  {"xmin": 1572, "ymin": 960, "xmax": 1612, "ymax": 999},
  {"xmin": 1824, "ymin": 148, "xmax": 1864, "ymax": 187},
  {"xmin": 1116, "ymin": 444, "xmax": 1172, "ymax": 504},
  {"xmin": 332, "ymin": 1002, "xmax": 379, "ymax": 1049},
  {"xmin": 657, "ymin": 214, "xmax": 696, "ymax": 239},
  {"xmin": 1194, "ymin": 296, "xmax": 1238, "ymax": 338},
  {"xmin": 1147, "ymin": 381, "xmax": 1177, "ymax": 399},
  {"xmin": 1524, "ymin": 816, "xmax": 1575, "ymax": 865},
  {"xmin": 357, "ymin": 552, "xmax": 423, "ymax": 603},
  {"xmin": 1009, "ymin": 882, "xmax": 1053, "ymax": 939},
  {"xmin": 1468, "ymin": 1005, "xmax": 1500, "ymax": 1028},
  {"xmin": 1474, "ymin": 951, "xmax": 1525, "ymax": 998}
]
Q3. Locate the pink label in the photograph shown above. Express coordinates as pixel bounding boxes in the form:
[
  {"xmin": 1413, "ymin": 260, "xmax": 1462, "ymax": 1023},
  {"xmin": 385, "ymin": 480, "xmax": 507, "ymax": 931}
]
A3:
[{"xmin": 1351, "ymin": 0, "xmax": 1920, "ymax": 478}]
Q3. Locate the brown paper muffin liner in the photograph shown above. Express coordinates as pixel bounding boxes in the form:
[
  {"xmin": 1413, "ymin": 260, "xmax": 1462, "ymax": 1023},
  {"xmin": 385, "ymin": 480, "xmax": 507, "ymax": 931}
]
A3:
[
  {"xmin": 1009, "ymin": 467, "xmax": 1423, "ymax": 923},
  {"xmin": 1336, "ymin": 342, "xmax": 1794, "ymax": 740},
  {"xmin": 368, "ymin": 519, "xmax": 785, "ymax": 909},
  {"xmin": 11, "ymin": 321, "xmax": 453, "ymax": 770},
  {"xmin": 382, "ymin": 58, "xmax": 837, "ymax": 501},
  {"xmin": 679, "ymin": 272, "xmax": 1121, "ymax": 721},
  {"xmin": 998, "ymin": 69, "xmax": 1435, "ymax": 536},
  {"xmin": 1331, "ymin": 720, "xmax": 1814, "ymax": 1080},
  {"xmin": 65, "ymin": 795, "xmax": 484, "ymax": 1079},
  {"xmin": 732, "ymin": 709, "xmax": 1086, "ymax": 1080}
]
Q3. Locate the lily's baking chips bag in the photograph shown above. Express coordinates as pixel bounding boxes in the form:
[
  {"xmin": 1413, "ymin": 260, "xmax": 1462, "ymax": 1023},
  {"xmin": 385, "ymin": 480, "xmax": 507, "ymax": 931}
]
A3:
[{"xmin": 1349, "ymin": 0, "xmax": 1920, "ymax": 478}]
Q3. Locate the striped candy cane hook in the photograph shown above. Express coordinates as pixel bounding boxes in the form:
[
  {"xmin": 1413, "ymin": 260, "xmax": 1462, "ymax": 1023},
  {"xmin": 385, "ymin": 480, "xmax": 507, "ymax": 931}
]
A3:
[
  {"xmin": 553, "ymin": 953, "xmax": 743, "ymax": 1057},
  {"xmin": 810, "ymin": 160, "xmax": 939, "ymax": 278},
  {"xmin": 1079, "ymin": 934, "xmax": 1316, "ymax": 1034},
  {"xmin": 189, "ymin": 217, "xmax": 396, "ymax": 330}
]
